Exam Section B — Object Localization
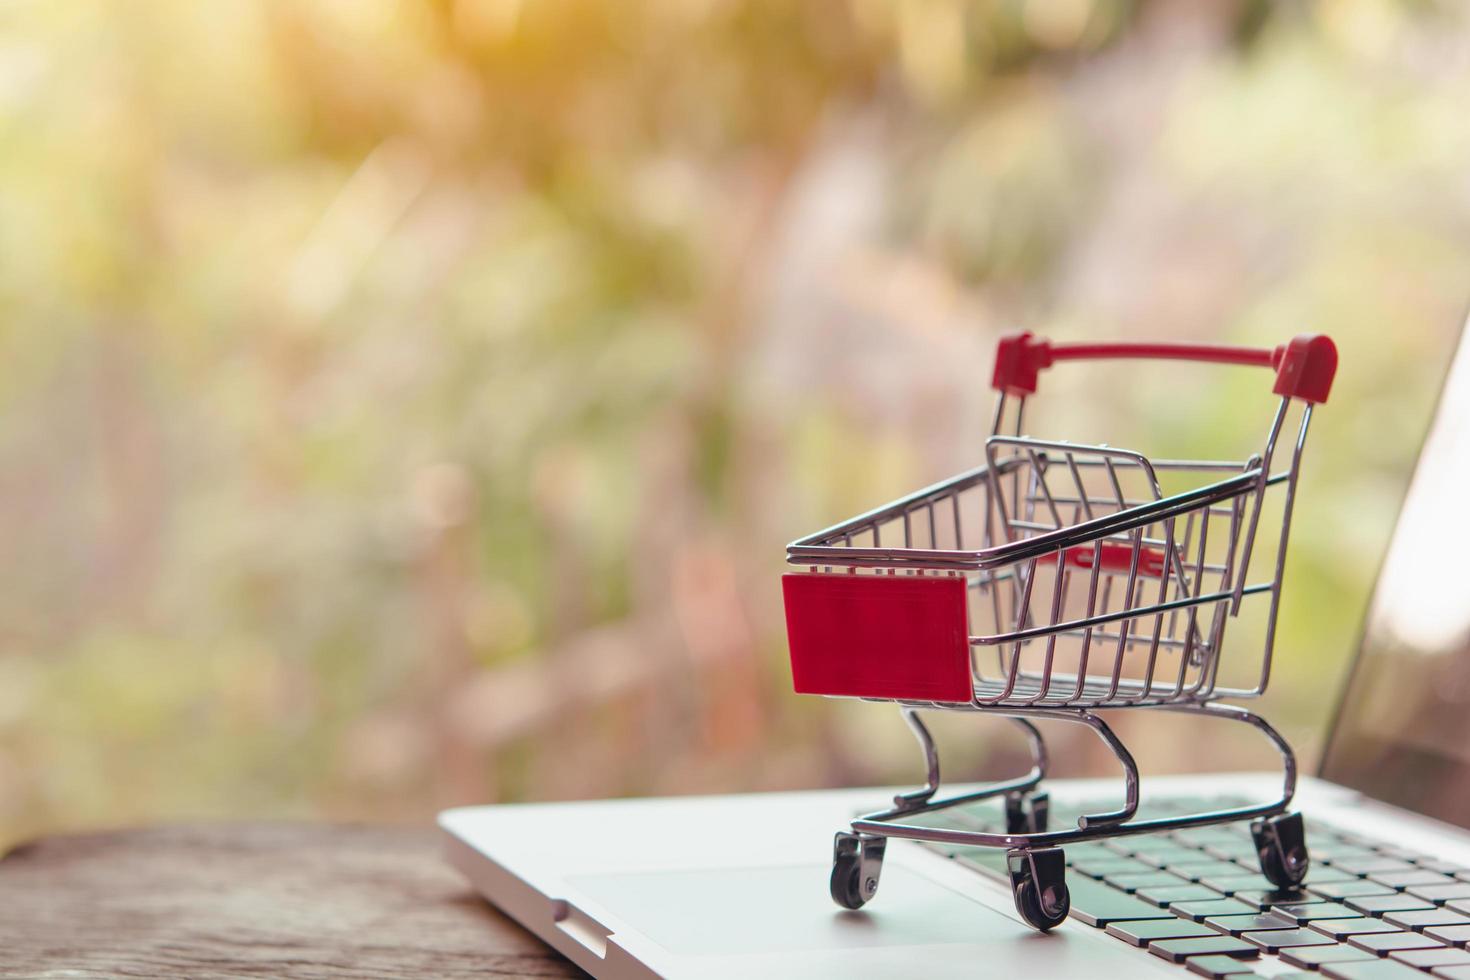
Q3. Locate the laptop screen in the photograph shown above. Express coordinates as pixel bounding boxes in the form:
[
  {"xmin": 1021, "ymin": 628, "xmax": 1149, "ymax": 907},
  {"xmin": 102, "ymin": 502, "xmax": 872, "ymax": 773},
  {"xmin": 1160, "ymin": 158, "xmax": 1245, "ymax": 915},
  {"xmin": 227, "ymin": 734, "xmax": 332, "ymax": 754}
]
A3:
[{"xmin": 1320, "ymin": 319, "xmax": 1470, "ymax": 826}]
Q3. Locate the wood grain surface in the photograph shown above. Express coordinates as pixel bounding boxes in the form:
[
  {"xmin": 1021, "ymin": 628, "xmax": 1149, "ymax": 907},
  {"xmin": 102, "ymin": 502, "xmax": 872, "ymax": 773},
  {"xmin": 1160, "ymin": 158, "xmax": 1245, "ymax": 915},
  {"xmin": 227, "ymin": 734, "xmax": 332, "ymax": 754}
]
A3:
[{"xmin": 0, "ymin": 823, "xmax": 581, "ymax": 978}]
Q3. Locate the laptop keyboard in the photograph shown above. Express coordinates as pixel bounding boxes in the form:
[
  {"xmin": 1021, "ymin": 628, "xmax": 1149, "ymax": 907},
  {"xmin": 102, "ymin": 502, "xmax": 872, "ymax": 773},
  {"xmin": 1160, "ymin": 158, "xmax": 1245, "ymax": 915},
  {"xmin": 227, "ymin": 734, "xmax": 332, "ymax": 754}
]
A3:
[{"xmin": 916, "ymin": 796, "xmax": 1470, "ymax": 978}]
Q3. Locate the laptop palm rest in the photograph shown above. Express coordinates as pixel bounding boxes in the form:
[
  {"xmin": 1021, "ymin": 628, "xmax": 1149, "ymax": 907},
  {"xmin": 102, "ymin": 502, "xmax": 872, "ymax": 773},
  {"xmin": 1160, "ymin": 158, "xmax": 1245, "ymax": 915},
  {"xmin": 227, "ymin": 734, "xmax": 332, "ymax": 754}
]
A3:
[
  {"xmin": 442, "ymin": 791, "xmax": 1184, "ymax": 977},
  {"xmin": 570, "ymin": 864, "xmax": 1017, "ymax": 955}
]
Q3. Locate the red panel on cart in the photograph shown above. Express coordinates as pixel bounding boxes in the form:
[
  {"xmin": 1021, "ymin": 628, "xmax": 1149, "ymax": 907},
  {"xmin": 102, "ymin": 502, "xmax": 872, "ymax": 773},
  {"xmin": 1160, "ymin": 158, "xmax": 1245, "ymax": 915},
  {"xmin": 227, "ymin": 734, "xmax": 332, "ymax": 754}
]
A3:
[{"xmin": 782, "ymin": 573, "xmax": 973, "ymax": 703}]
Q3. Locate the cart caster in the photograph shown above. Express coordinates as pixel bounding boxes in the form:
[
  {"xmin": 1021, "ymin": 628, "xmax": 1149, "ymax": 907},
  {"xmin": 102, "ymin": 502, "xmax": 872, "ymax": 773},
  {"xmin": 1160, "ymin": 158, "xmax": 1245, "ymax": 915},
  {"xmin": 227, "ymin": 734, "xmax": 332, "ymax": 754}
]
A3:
[
  {"xmin": 1007, "ymin": 846, "xmax": 1069, "ymax": 931},
  {"xmin": 830, "ymin": 832, "xmax": 886, "ymax": 910},
  {"xmin": 1004, "ymin": 790, "xmax": 1050, "ymax": 835},
  {"xmin": 1252, "ymin": 811, "xmax": 1309, "ymax": 889}
]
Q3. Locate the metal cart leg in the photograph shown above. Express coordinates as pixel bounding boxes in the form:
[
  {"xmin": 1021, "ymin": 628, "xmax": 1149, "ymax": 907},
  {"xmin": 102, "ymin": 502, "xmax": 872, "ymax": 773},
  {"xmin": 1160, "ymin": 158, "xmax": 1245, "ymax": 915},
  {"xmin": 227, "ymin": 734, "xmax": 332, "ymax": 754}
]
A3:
[
  {"xmin": 1066, "ymin": 710, "xmax": 1140, "ymax": 830},
  {"xmin": 1002, "ymin": 718, "xmax": 1049, "ymax": 834},
  {"xmin": 1004, "ymin": 788, "xmax": 1050, "ymax": 835},
  {"xmin": 831, "ymin": 701, "xmax": 1311, "ymax": 931},
  {"xmin": 885, "ymin": 709, "xmax": 1049, "ymax": 817},
  {"xmin": 888, "ymin": 708, "xmax": 942, "ymax": 812},
  {"xmin": 1156, "ymin": 701, "xmax": 1308, "ymax": 889}
]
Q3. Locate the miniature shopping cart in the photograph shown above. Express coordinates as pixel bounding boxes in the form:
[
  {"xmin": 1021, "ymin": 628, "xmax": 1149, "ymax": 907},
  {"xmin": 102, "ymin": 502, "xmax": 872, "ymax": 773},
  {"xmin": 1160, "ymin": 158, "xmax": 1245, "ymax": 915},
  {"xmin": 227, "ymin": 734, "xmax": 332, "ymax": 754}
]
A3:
[{"xmin": 782, "ymin": 332, "xmax": 1338, "ymax": 931}]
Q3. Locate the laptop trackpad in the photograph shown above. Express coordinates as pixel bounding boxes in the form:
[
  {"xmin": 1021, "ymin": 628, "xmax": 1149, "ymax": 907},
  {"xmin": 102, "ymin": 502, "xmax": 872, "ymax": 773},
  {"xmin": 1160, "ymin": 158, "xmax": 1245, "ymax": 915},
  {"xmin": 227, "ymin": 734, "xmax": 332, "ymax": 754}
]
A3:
[{"xmin": 570, "ymin": 863, "xmax": 1036, "ymax": 955}]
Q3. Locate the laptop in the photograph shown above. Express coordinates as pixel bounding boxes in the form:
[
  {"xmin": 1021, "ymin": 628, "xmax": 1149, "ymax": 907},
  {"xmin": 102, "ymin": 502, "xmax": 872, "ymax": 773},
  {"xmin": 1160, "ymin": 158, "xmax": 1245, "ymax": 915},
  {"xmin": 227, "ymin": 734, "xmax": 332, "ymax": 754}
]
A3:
[{"xmin": 442, "ymin": 319, "xmax": 1470, "ymax": 979}]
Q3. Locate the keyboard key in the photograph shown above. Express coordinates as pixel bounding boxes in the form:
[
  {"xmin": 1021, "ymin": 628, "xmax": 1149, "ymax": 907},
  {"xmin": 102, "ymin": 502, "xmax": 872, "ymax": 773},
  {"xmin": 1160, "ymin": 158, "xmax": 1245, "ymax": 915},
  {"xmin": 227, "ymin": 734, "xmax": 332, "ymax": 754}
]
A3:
[
  {"xmin": 1061, "ymin": 842, "xmax": 1130, "ymax": 860},
  {"xmin": 1136, "ymin": 884, "xmax": 1225, "ymax": 907},
  {"xmin": 1157, "ymin": 795, "xmax": 1252, "ymax": 813},
  {"xmin": 1071, "ymin": 856, "xmax": 1155, "ymax": 878},
  {"xmin": 1308, "ymin": 867, "xmax": 1360, "ymax": 884},
  {"xmin": 1305, "ymin": 824, "xmax": 1361, "ymax": 839},
  {"xmin": 1279, "ymin": 944, "xmax": 1378, "ymax": 969},
  {"xmin": 1347, "ymin": 931, "xmax": 1446, "ymax": 955},
  {"xmin": 1332, "ymin": 857, "xmax": 1418, "ymax": 876},
  {"xmin": 1173, "ymin": 827, "xmax": 1242, "ymax": 845},
  {"xmin": 1242, "ymin": 928, "xmax": 1341, "ymax": 952},
  {"xmin": 1320, "ymin": 960, "xmax": 1436, "ymax": 979},
  {"xmin": 952, "ymin": 850, "xmax": 1010, "ymax": 876},
  {"xmin": 1432, "ymin": 967, "xmax": 1470, "ymax": 979},
  {"xmin": 1136, "ymin": 848, "xmax": 1213, "ymax": 868},
  {"xmin": 1200, "ymin": 873, "xmax": 1278, "ymax": 894},
  {"xmin": 1169, "ymin": 861, "xmax": 1259, "ymax": 882},
  {"xmin": 1374, "ymin": 846, "xmax": 1427, "ymax": 863},
  {"xmin": 1317, "ymin": 845, "xmax": 1380, "ymax": 863},
  {"xmin": 1185, "ymin": 953, "xmax": 1258, "ymax": 978},
  {"xmin": 1311, "ymin": 880, "xmax": 1398, "ymax": 900},
  {"xmin": 1411, "ymin": 883, "xmax": 1470, "ymax": 904},
  {"xmin": 1149, "ymin": 936, "xmax": 1260, "ymax": 963},
  {"xmin": 1416, "ymin": 858, "xmax": 1464, "ymax": 874},
  {"xmin": 1063, "ymin": 877, "xmax": 1178, "ymax": 927},
  {"xmin": 1369, "ymin": 869, "xmax": 1456, "ymax": 890},
  {"xmin": 1111, "ymin": 834, "xmax": 1193, "ymax": 858},
  {"xmin": 1204, "ymin": 841, "xmax": 1260, "ymax": 862},
  {"xmin": 1128, "ymin": 835, "xmax": 1202, "ymax": 854},
  {"xmin": 1347, "ymin": 894, "xmax": 1436, "ymax": 914},
  {"xmin": 1382, "ymin": 908, "xmax": 1470, "ymax": 931},
  {"xmin": 1309, "ymin": 918, "xmax": 1409, "ymax": 940},
  {"xmin": 1106, "ymin": 871, "xmax": 1189, "ymax": 893},
  {"xmin": 1425, "ymin": 924, "xmax": 1470, "ymax": 946},
  {"xmin": 1275, "ymin": 901, "xmax": 1361, "ymax": 923},
  {"xmin": 1388, "ymin": 946, "xmax": 1470, "ymax": 969},
  {"xmin": 1172, "ymin": 899, "xmax": 1259, "ymax": 921},
  {"xmin": 1203, "ymin": 911, "xmax": 1297, "ymax": 936},
  {"xmin": 1165, "ymin": 851, "xmax": 1242, "ymax": 867},
  {"xmin": 1105, "ymin": 917, "xmax": 1217, "ymax": 946},
  {"xmin": 1136, "ymin": 853, "xmax": 1217, "ymax": 871},
  {"xmin": 1067, "ymin": 842, "xmax": 1123, "ymax": 862},
  {"xmin": 1231, "ymin": 888, "xmax": 1321, "ymax": 910}
]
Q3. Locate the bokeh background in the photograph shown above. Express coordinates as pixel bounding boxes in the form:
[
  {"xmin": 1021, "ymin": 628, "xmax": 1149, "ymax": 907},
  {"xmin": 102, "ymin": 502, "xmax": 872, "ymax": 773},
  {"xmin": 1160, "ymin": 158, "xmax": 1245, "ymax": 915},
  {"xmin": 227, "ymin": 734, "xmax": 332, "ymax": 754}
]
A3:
[{"xmin": 3, "ymin": 0, "xmax": 1469, "ymax": 845}]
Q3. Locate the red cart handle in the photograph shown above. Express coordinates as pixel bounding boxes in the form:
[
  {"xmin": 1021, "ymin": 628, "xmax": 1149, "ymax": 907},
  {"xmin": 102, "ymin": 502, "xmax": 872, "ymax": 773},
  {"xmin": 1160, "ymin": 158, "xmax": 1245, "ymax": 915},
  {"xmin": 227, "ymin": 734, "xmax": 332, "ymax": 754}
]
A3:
[{"xmin": 991, "ymin": 332, "xmax": 1338, "ymax": 404}]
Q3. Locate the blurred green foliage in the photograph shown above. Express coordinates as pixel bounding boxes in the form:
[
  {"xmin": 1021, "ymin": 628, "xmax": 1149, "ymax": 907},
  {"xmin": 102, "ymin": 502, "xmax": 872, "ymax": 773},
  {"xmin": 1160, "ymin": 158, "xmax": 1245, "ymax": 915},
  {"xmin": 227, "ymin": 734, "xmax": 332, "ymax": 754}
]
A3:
[{"xmin": 1, "ymin": 0, "xmax": 1468, "ymax": 844}]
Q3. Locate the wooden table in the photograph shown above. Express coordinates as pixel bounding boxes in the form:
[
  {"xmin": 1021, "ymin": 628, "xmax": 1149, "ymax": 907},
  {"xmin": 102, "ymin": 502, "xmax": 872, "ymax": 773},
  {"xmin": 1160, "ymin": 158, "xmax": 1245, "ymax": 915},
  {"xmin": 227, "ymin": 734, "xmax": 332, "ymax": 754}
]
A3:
[{"xmin": 0, "ymin": 823, "xmax": 582, "ymax": 978}]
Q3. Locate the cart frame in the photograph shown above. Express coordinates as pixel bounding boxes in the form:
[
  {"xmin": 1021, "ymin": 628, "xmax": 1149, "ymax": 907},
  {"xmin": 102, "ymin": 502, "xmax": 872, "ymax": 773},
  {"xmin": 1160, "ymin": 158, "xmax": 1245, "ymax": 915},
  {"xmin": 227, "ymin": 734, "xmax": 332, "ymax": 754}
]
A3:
[{"xmin": 783, "ymin": 332, "xmax": 1338, "ymax": 930}]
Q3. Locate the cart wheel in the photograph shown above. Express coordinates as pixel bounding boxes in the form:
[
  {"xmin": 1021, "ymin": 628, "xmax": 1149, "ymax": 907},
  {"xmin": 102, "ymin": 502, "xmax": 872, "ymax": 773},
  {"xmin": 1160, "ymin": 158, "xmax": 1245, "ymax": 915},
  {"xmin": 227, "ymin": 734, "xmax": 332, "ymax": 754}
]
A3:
[
  {"xmin": 1252, "ymin": 811, "xmax": 1309, "ymax": 889},
  {"xmin": 1006, "ymin": 846, "xmax": 1069, "ymax": 932},
  {"xmin": 830, "ymin": 832, "xmax": 885, "ymax": 910},
  {"xmin": 1004, "ymin": 790, "xmax": 1050, "ymax": 835}
]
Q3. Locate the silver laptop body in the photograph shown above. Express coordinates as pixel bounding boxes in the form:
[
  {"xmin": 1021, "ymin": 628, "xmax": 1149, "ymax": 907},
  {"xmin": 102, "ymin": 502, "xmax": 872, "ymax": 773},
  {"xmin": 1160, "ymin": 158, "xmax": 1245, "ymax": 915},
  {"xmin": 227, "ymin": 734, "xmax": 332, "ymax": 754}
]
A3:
[{"xmin": 443, "ymin": 320, "xmax": 1470, "ymax": 979}]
